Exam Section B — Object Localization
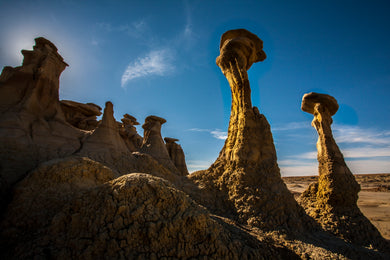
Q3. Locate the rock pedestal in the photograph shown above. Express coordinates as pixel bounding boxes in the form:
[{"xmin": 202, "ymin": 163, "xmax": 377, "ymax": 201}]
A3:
[
  {"xmin": 299, "ymin": 92, "xmax": 388, "ymax": 249},
  {"xmin": 164, "ymin": 137, "xmax": 188, "ymax": 176},
  {"xmin": 191, "ymin": 29, "xmax": 304, "ymax": 230}
]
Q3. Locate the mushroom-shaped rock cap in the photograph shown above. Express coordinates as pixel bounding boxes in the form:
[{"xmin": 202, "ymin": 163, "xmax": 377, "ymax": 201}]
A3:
[
  {"xmin": 301, "ymin": 92, "xmax": 339, "ymax": 116},
  {"xmin": 220, "ymin": 29, "xmax": 266, "ymax": 62},
  {"xmin": 122, "ymin": 114, "xmax": 139, "ymax": 125},
  {"xmin": 145, "ymin": 115, "xmax": 167, "ymax": 125},
  {"xmin": 164, "ymin": 137, "xmax": 179, "ymax": 143}
]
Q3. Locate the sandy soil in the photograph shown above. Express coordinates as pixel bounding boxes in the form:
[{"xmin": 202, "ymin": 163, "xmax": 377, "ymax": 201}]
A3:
[{"xmin": 283, "ymin": 173, "xmax": 390, "ymax": 239}]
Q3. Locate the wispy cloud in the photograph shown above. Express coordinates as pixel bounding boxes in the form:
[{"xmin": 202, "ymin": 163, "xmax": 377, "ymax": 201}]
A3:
[
  {"xmin": 121, "ymin": 49, "xmax": 174, "ymax": 87},
  {"xmin": 188, "ymin": 128, "xmax": 227, "ymax": 140},
  {"xmin": 187, "ymin": 159, "xmax": 214, "ymax": 173},
  {"xmin": 333, "ymin": 124, "xmax": 390, "ymax": 145},
  {"xmin": 97, "ymin": 20, "xmax": 148, "ymax": 39},
  {"xmin": 273, "ymin": 121, "xmax": 310, "ymax": 131}
]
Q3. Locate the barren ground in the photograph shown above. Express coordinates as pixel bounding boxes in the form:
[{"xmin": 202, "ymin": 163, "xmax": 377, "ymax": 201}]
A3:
[{"xmin": 283, "ymin": 173, "xmax": 390, "ymax": 239}]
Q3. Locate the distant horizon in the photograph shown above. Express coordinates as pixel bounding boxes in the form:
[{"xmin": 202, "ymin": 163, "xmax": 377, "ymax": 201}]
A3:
[{"xmin": 1, "ymin": 0, "xmax": 389, "ymax": 176}]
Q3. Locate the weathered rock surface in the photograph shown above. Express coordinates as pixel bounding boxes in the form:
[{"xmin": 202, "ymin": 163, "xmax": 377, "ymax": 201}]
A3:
[
  {"xmin": 299, "ymin": 92, "xmax": 389, "ymax": 250},
  {"xmin": 164, "ymin": 137, "xmax": 189, "ymax": 176},
  {"xmin": 60, "ymin": 100, "xmax": 102, "ymax": 130},
  {"xmin": 190, "ymin": 29, "xmax": 306, "ymax": 231},
  {"xmin": 0, "ymin": 37, "xmax": 84, "ymax": 187},
  {"xmin": 140, "ymin": 115, "xmax": 179, "ymax": 173},
  {"xmin": 119, "ymin": 113, "xmax": 142, "ymax": 152},
  {"xmin": 1, "ymin": 171, "xmax": 297, "ymax": 259}
]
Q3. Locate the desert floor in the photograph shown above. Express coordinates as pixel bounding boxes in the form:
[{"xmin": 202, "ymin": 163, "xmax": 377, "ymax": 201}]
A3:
[{"xmin": 283, "ymin": 173, "xmax": 390, "ymax": 240}]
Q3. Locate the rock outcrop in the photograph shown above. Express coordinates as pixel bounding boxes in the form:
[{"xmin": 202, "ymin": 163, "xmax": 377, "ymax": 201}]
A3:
[
  {"xmin": 164, "ymin": 137, "xmax": 189, "ymax": 176},
  {"xmin": 1, "ymin": 169, "xmax": 295, "ymax": 259},
  {"xmin": 191, "ymin": 29, "xmax": 306, "ymax": 230},
  {"xmin": 119, "ymin": 113, "xmax": 142, "ymax": 152},
  {"xmin": 60, "ymin": 100, "xmax": 102, "ymax": 130},
  {"xmin": 140, "ymin": 116, "xmax": 178, "ymax": 173},
  {"xmin": 0, "ymin": 37, "xmax": 84, "ymax": 187},
  {"xmin": 299, "ymin": 92, "xmax": 389, "ymax": 249}
]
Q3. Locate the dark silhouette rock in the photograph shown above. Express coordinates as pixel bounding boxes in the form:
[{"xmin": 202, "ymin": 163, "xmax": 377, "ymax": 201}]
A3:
[
  {"xmin": 119, "ymin": 114, "xmax": 142, "ymax": 152},
  {"xmin": 164, "ymin": 137, "xmax": 189, "ymax": 176},
  {"xmin": 60, "ymin": 100, "xmax": 102, "ymax": 130}
]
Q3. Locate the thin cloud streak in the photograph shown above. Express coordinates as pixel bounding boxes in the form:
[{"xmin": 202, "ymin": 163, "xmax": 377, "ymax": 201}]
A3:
[
  {"xmin": 121, "ymin": 49, "xmax": 174, "ymax": 87},
  {"xmin": 333, "ymin": 124, "xmax": 390, "ymax": 145},
  {"xmin": 188, "ymin": 128, "xmax": 227, "ymax": 140}
]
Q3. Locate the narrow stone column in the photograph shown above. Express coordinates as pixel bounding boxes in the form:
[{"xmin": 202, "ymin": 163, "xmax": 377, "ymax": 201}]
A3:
[
  {"xmin": 191, "ymin": 29, "xmax": 305, "ymax": 230},
  {"xmin": 300, "ymin": 92, "xmax": 388, "ymax": 248}
]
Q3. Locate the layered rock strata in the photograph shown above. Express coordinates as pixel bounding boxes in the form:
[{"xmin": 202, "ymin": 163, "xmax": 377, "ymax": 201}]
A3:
[
  {"xmin": 0, "ymin": 37, "xmax": 83, "ymax": 187},
  {"xmin": 299, "ymin": 92, "xmax": 389, "ymax": 249},
  {"xmin": 164, "ymin": 137, "xmax": 189, "ymax": 176},
  {"xmin": 140, "ymin": 116, "xmax": 178, "ymax": 173},
  {"xmin": 190, "ymin": 29, "xmax": 305, "ymax": 230},
  {"xmin": 60, "ymin": 100, "xmax": 102, "ymax": 130}
]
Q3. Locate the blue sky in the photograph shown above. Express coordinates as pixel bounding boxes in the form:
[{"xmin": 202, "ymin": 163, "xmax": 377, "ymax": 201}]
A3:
[{"xmin": 1, "ymin": 0, "xmax": 389, "ymax": 176}]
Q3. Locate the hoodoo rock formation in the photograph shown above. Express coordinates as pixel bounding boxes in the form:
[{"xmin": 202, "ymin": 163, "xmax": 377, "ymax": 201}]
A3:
[
  {"xmin": 299, "ymin": 92, "xmax": 389, "ymax": 249},
  {"xmin": 0, "ymin": 35, "xmax": 389, "ymax": 259},
  {"xmin": 191, "ymin": 29, "xmax": 305, "ymax": 230},
  {"xmin": 0, "ymin": 37, "xmax": 83, "ymax": 187},
  {"xmin": 140, "ymin": 116, "xmax": 178, "ymax": 173},
  {"xmin": 119, "ymin": 113, "xmax": 143, "ymax": 152},
  {"xmin": 164, "ymin": 137, "xmax": 189, "ymax": 176},
  {"xmin": 60, "ymin": 100, "xmax": 102, "ymax": 130}
]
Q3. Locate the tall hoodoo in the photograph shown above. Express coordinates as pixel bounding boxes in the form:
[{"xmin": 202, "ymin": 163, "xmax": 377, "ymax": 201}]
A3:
[
  {"xmin": 300, "ymin": 92, "xmax": 388, "ymax": 248},
  {"xmin": 191, "ymin": 29, "xmax": 304, "ymax": 230}
]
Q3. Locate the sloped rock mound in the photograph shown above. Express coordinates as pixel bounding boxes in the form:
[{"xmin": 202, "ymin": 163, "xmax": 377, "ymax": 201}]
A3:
[
  {"xmin": 2, "ymin": 173, "xmax": 295, "ymax": 259},
  {"xmin": 0, "ymin": 156, "xmax": 118, "ymax": 251}
]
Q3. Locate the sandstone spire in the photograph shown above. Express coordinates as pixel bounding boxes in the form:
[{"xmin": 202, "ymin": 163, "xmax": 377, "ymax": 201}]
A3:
[
  {"xmin": 299, "ymin": 92, "xmax": 388, "ymax": 248},
  {"xmin": 164, "ymin": 137, "xmax": 189, "ymax": 176},
  {"xmin": 191, "ymin": 29, "xmax": 304, "ymax": 230},
  {"xmin": 140, "ymin": 116, "xmax": 178, "ymax": 173}
]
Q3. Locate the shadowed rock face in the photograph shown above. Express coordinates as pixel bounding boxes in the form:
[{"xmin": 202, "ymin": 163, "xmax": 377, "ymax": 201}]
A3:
[
  {"xmin": 60, "ymin": 100, "xmax": 102, "ymax": 130},
  {"xmin": 141, "ymin": 116, "xmax": 178, "ymax": 173},
  {"xmin": 0, "ymin": 37, "xmax": 84, "ymax": 186},
  {"xmin": 164, "ymin": 137, "xmax": 189, "ymax": 176},
  {"xmin": 299, "ymin": 92, "xmax": 388, "ymax": 249},
  {"xmin": 191, "ymin": 29, "xmax": 305, "ymax": 230},
  {"xmin": 119, "ymin": 114, "xmax": 142, "ymax": 152}
]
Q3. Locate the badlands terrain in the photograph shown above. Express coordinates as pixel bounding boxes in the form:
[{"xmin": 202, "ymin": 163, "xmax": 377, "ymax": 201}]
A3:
[{"xmin": 284, "ymin": 173, "xmax": 390, "ymax": 240}]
